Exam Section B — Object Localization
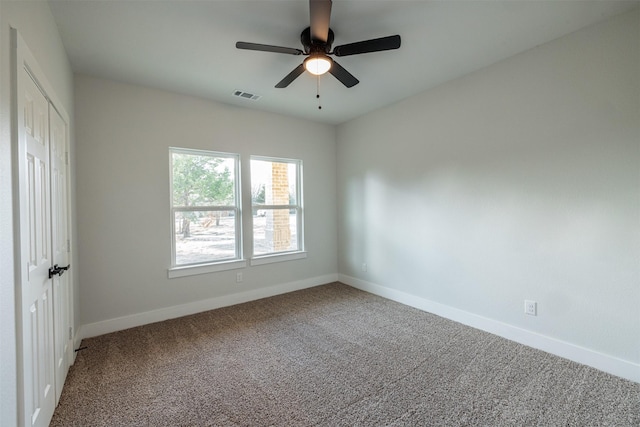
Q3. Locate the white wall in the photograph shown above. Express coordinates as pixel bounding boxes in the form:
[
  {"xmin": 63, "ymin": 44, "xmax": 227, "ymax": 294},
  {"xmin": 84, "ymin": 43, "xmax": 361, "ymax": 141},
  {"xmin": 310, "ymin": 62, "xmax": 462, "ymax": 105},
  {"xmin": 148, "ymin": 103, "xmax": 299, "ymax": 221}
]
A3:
[
  {"xmin": 0, "ymin": 1, "xmax": 75, "ymax": 424},
  {"xmin": 74, "ymin": 75, "xmax": 337, "ymax": 330},
  {"xmin": 337, "ymin": 9, "xmax": 639, "ymax": 377}
]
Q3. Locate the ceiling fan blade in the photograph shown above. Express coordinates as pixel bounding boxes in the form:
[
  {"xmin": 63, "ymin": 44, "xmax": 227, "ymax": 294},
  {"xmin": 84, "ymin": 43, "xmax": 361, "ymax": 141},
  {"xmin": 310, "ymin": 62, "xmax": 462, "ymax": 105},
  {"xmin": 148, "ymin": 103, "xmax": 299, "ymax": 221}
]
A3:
[
  {"xmin": 333, "ymin": 35, "xmax": 401, "ymax": 57},
  {"xmin": 329, "ymin": 60, "xmax": 359, "ymax": 88},
  {"xmin": 236, "ymin": 42, "xmax": 303, "ymax": 56},
  {"xmin": 275, "ymin": 64, "xmax": 306, "ymax": 88},
  {"xmin": 309, "ymin": 0, "xmax": 332, "ymax": 43}
]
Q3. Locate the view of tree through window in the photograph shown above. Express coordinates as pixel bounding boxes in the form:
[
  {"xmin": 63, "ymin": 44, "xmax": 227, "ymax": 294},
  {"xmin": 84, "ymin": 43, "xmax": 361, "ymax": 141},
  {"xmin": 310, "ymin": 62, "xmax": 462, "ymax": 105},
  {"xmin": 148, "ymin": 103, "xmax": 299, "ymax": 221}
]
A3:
[{"xmin": 170, "ymin": 149, "xmax": 240, "ymax": 266}]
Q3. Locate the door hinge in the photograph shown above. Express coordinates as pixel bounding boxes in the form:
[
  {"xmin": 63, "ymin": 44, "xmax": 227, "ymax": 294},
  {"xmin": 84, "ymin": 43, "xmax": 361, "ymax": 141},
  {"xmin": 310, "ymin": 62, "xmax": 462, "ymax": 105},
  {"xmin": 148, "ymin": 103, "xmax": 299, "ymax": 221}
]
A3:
[
  {"xmin": 67, "ymin": 239, "xmax": 71, "ymax": 252},
  {"xmin": 69, "ymin": 327, "xmax": 73, "ymax": 341},
  {"xmin": 65, "ymin": 151, "xmax": 69, "ymax": 165}
]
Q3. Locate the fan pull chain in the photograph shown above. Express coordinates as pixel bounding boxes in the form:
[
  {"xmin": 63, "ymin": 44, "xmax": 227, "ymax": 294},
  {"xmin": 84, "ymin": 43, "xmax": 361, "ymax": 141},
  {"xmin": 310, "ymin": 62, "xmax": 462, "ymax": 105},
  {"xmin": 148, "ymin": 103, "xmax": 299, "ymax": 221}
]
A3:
[{"xmin": 316, "ymin": 75, "xmax": 322, "ymax": 110}]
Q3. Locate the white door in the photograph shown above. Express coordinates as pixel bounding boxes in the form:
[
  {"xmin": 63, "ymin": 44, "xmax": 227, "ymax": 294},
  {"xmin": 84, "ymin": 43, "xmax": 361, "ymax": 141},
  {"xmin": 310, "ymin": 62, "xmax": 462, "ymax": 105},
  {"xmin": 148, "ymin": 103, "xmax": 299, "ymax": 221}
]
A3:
[
  {"xmin": 50, "ymin": 104, "xmax": 71, "ymax": 403},
  {"xmin": 15, "ymin": 31, "xmax": 74, "ymax": 427},
  {"xmin": 18, "ymin": 67, "xmax": 56, "ymax": 427}
]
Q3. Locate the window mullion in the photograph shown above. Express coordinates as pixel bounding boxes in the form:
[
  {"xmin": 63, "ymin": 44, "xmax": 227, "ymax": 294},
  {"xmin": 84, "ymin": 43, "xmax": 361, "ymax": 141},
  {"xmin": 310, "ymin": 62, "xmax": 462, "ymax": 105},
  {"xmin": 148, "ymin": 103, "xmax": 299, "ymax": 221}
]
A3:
[
  {"xmin": 251, "ymin": 204, "xmax": 295, "ymax": 210},
  {"xmin": 174, "ymin": 206, "xmax": 235, "ymax": 213}
]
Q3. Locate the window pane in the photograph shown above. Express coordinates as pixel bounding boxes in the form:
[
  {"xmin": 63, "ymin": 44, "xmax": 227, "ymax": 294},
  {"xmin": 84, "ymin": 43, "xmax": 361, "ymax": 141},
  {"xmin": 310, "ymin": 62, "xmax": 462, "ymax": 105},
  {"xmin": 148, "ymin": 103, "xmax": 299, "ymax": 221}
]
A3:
[
  {"xmin": 250, "ymin": 159, "xmax": 297, "ymax": 205},
  {"xmin": 172, "ymin": 152, "xmax": 236, "ymax": 207},
  {"xmin": 253, "ymin": 208, "xmax": 298, "ymax": 255},
  {"xmin": 174, "ymin": 210, "xmax": 236, "ymax": 264}
]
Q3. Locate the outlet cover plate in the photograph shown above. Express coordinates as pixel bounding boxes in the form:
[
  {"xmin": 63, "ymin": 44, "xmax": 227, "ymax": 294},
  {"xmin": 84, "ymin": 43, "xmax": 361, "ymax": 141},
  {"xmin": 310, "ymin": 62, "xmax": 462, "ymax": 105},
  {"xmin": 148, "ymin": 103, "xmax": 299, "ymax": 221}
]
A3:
[{"xmin": 524, "ymin": 300, "xmax": 537, "ymax": 316}]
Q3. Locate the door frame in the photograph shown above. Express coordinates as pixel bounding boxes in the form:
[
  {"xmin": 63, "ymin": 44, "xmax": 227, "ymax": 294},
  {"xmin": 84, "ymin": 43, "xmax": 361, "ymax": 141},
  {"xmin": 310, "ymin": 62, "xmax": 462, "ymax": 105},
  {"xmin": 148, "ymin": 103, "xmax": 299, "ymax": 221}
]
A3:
[{"xmin": 12, "ymin": 28, "xmax": 75, "ymax": 426}]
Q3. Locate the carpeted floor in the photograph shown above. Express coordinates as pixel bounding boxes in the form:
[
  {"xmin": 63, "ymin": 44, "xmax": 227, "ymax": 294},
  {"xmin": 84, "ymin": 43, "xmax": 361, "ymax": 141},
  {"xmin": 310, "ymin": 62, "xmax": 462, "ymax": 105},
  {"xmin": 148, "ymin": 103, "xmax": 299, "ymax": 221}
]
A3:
[{"xmin": 51, "ymin": 282, "xmax": 639, "ymax": 426}]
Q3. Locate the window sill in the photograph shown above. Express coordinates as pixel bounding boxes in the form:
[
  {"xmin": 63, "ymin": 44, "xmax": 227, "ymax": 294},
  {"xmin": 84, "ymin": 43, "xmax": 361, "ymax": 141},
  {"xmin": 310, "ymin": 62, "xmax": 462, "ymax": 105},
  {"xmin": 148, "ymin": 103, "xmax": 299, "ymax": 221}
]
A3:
[
  {"xmin": 168, "ymin": 259, "xmax": 247, "ymax": 279},
  {"xmin": 250, "ymin": 251, "xmax": 307, "ymax": 266}
]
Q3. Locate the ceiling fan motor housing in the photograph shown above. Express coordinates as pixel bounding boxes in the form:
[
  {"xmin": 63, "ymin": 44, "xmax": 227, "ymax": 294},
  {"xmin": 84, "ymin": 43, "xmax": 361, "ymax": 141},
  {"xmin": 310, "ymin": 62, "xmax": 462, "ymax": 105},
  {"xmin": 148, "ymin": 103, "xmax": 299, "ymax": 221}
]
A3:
[{"xmin": 301, "ymin": 27, "xmax": 334, "ymax": 54}]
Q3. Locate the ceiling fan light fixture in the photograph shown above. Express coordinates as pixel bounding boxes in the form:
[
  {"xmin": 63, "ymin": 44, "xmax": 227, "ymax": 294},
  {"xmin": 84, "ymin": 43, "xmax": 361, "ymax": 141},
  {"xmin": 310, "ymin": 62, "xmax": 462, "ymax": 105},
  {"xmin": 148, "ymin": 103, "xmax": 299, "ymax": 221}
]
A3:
[{"xmin": 304, "ymin": 55, "xmax": 332, "ymax": 76}]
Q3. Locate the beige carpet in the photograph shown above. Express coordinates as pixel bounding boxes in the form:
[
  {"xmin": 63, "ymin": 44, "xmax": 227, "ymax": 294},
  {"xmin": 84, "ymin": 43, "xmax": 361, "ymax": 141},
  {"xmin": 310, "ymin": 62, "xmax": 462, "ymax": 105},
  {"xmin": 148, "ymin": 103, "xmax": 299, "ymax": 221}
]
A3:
[{"xmin": 51, "ymin": 282, "xmax": 639, "ymax": 426}]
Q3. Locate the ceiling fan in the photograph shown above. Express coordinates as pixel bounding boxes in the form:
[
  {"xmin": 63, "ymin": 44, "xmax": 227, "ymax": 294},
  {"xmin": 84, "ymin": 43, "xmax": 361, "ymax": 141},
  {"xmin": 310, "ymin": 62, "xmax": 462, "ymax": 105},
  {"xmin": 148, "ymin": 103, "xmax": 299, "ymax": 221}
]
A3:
[{"xmin": 236, "ymin": 0, "xmax": 401, "ymax": 88}]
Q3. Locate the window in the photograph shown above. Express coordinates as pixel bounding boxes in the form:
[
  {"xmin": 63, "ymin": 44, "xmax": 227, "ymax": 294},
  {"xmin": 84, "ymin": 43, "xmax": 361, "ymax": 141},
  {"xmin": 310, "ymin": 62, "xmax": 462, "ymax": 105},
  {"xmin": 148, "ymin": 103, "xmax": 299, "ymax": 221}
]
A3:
[
  {"xmin": 250, "ymin": 157, "xmax": 304, "ymax": 261},
  {"xmin": 169, "ymin": 148, "xmax": 243, "ymax": 275}
]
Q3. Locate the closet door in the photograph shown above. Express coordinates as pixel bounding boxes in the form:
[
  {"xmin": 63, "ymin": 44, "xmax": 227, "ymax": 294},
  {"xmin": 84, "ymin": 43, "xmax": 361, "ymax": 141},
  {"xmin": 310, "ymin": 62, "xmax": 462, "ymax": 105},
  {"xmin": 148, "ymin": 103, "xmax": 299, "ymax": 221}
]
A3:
[
  {"xmin": 14, "ymin": 29, "xmax": 74, "ymax": 427},
  {"xmin": 18, "ymin": 67, "xmax": 56, "ymax": 427},
  {"xmin": 50, "ymin": 104, "xmax": 71, "ymax": 403}
]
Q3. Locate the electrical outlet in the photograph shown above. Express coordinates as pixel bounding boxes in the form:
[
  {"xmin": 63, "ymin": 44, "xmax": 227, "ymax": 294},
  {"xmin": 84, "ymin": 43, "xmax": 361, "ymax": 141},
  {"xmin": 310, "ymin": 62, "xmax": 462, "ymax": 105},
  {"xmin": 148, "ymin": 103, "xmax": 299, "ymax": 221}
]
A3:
[
  {"xmin": 524, "ymin": 300, "xmax": 537, "ymax": 316},
  {"xmin": 236, "ymin": 272, "xmax": 243, "ymax": 283},
  {"xmin": 361, "ymin": 262, "xmax": 367, "ymax": 272}
]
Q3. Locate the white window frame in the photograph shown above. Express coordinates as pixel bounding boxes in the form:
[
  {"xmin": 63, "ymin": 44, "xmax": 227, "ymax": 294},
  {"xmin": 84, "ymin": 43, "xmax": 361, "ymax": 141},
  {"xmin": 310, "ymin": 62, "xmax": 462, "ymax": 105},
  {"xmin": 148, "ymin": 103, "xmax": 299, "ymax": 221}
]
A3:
[
  {"xmin": 250, "ymin": 156, "xmax": 306, "ymax": 265},
  {"xmin": 168, "ymin": 147, "xmax": 245, "ymax": 278}
]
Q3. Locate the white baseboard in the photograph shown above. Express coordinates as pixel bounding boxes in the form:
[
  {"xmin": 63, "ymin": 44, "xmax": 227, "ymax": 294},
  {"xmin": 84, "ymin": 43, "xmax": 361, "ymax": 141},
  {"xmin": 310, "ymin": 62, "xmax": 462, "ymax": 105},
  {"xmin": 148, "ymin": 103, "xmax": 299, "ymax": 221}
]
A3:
[
  {"xmin": 339, "ymin": 274, "xmax": 640, "ymax": 384},
  {"xmin": 74, "ymin": 330, "xmax": 83, "ymax": 353},
  {"xmin": 79, "ymin": 274, "xmax": 338, "ymax": 340}
]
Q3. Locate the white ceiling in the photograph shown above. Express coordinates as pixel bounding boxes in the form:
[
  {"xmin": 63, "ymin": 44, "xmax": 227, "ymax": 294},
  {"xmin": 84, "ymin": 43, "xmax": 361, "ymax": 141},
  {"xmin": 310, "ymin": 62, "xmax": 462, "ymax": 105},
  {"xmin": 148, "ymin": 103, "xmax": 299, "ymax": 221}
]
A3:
[{"xmin": 49, "ymin": 0, "xmax": 638, "ymax": 125}]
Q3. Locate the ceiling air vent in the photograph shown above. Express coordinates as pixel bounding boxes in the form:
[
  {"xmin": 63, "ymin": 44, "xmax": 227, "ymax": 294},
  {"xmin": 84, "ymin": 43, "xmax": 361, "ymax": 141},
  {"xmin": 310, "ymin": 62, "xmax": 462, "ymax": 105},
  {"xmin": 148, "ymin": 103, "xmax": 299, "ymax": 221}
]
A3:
[{"xmin": 233, "ymin": 90, "xmax": 261, "ymax": 101}]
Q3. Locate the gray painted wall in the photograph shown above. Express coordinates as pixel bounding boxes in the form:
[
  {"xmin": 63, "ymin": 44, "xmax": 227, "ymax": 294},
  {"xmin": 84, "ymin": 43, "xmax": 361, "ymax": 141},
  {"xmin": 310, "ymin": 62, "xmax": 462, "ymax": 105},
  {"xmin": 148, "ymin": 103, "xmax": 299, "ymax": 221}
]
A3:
[
  {"xmin": 74, "ymin": 75, "xmax": 337, "ymax": 326},
  {"xmin": 337, "ymin": 10, "xmax": 639, "ymax": 365},
  {"xmin": 0, "ymin": 1, "xmax": 75, "ymax": 424}
]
